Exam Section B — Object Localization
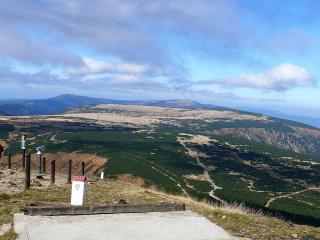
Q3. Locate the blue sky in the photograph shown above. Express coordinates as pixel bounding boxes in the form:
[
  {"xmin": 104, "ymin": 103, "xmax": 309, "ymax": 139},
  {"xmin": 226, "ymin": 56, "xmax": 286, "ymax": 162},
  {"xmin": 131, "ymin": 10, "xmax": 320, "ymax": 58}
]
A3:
[{"xmin": 0, "ymin": 0, "xmax": 319, "ymax": 117}]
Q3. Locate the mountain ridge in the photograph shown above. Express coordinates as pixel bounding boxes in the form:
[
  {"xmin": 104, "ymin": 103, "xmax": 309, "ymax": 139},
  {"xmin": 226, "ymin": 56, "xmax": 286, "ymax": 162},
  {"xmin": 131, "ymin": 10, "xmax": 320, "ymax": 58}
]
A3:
[
  {"xmin": 0, "ymin": 94, "xmax": 230, "ymax": 116},
  {"xmin": 0, "ymin": 94, "xmax": 318, "ymax": 130},
  {"xmin": 239, "ymin": 106, "xmax": 320, "ymax": 128}
]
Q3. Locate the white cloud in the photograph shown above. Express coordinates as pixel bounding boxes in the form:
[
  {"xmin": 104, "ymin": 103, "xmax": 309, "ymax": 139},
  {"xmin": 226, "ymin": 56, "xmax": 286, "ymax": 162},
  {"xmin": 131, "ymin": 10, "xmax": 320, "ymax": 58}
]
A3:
[
  {"xmin": 207, "ymin": 63, "xmax": 313, "ymax": 91},
  {"xmin": 81, "ymin": 74, "xmax": 142, "ymax": 84},
  {"xmin": 69, "ymin": 57, "xmax": 150, "ymax": 75}
]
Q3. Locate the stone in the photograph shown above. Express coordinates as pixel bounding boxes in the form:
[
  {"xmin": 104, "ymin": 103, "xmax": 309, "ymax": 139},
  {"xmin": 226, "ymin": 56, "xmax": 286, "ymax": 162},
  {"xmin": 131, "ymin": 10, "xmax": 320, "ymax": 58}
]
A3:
[
  {"xmin": 31, "ymin": 180, "xmax": 42, "ymax": 187},
  {"xmin": 26, "ymin": 202, "xmax": 39, "ymax": 207},
  {"xmin": 8, "ymin": 181, "xmax": 16, "ymax": 186},
  {"xmin": 118, "ymin": 199, "xmax": 128, "ymax": 204}
]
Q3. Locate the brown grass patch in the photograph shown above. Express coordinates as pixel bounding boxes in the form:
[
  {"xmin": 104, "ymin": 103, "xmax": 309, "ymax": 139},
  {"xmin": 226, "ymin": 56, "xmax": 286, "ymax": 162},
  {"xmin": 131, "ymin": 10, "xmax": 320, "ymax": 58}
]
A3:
[{"xmin": 117, "ymin": 174, "xmax": 146, "ymax": 187}]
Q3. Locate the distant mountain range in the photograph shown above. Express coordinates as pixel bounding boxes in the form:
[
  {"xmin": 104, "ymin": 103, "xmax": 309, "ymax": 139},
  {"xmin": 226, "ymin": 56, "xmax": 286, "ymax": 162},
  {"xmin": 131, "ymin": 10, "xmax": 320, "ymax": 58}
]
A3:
[
  {"xmin": 239, "ymin": 107, "xmax": 320, "ymax": 129},
  {"xmin": 0, "ymin": 94, "xmax": 229, "ymax": 116},
  {"xmin": 0, "ymin": 94, "xmax": 318, "ymax": 129}
]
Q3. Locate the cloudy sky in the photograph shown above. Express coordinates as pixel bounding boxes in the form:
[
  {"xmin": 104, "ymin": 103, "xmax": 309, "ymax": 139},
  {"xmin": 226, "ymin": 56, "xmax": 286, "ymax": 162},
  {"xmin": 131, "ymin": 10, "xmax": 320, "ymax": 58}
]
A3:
[{"xmin": 0, "ymin": 0, "xmax": 319, "ymax": 117}]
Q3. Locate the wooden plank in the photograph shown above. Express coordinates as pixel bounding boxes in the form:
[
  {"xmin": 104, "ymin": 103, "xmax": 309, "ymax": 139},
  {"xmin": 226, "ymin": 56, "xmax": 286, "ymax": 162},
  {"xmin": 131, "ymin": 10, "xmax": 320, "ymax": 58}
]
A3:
[{"xmin": 23, "ymin": 203, "xmax": 185, "ymax": 216}]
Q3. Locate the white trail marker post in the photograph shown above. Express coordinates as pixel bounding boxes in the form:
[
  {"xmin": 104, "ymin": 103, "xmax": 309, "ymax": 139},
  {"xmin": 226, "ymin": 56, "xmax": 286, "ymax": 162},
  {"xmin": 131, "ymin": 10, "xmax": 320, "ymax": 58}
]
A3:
[{"xmin": 71, "ymin": 176, "xmax": 87, "ymax": 206}]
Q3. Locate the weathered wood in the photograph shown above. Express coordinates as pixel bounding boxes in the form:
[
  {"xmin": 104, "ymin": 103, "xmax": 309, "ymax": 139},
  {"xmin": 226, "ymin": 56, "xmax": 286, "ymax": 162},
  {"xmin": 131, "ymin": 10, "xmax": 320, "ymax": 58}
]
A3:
[
  {"xmin": 50, "ymin": 160, "xmax": 55, "ymax": 184},
  {"xmin": 23, "ymin": 203, "xmax": 185, "ymax": 216},
  {"xmin": 67, "ymin": 160, "xmax": 72, "ymax": 184},
  {"xmin": 24, "ymin": 154, "xmax": 31, "ymax": 190},
  {"xmin": 42, "ymin": 157, "xmax": 46, "ymax": 173},
  {"xmin": 8, "ymin": 153, "xmax": 11, "ymax": 169},
  {"xmin": 22, "ymin": 149, "xmax": 26, "ymax": 169},
  {"xmin": 80, "ymin": 161, "xmax": 85, "ymax": 176},
  {"xmin": 38, "ymin": 154, "xmax": 42, "ymax": 174}
]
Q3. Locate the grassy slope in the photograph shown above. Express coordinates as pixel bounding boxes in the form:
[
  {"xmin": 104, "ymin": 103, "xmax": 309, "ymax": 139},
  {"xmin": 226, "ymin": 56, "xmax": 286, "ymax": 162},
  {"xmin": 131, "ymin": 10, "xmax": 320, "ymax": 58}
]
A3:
[
  {"xmin": 0, "ymin": 177, "xmax": 320, "ymax": 240},
  {"xmin": 52, "ymin": 129, "xmax": 320, "ymax": 221},
  {"xmin": 2, "ymin": 122, "xmax": 320, "ymax": 223},
  {"xmin": 1, "ymin": 118, "xmax": 320, "ymax": 224}
]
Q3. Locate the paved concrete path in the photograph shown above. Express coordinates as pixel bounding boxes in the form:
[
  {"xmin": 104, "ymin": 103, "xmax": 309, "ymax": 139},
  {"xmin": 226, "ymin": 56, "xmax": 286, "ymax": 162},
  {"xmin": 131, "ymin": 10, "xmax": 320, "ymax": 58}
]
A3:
[{"xmin": 14, "ymin": 211, "xmax": 239, "ymax": 240}]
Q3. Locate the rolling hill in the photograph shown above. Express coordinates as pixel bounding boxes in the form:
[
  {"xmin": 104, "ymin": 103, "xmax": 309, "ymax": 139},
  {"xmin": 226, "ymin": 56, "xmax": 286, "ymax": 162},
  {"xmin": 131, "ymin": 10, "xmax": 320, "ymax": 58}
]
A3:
[
  {"xmin": 0, "ymin": 94, "xmax": 234, "ymax": 116},
  {"xmin": 0, "ymin": 95, "xmax": 113, "ymax": 115},
  {"xmin": 1, "ymin": 94, "xmax": 318, "ymax": 131},
  {"xmin": 1, "ymin": 103, "xmax": 320, "ymax": 226},
  {"xmin": 0, "ymin": 110, "xmax": 8, "ymax": 116}
]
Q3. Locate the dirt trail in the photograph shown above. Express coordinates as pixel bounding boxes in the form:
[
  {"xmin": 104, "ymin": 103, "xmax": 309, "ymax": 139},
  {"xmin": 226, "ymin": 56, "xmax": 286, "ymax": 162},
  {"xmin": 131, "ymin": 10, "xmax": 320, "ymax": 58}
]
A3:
[
  {"xmin": 50, "ymin": 133, "xmax": 57, "ymax": 141},
  {"xmin": 177, "ymin": 136, "xmax": 226, "ymax": 204},
  {"xmin": 265, "ymin": 187, "xmax": 320, "ymax": 208},
  {"xmin": 151, "ymin": 166, "xmax": 190, "ymax": 197}
]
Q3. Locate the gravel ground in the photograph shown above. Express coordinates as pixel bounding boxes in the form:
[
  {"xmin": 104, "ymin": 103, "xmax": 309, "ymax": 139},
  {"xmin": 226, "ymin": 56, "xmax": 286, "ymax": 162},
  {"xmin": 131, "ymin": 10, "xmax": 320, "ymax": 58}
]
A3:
[
  {"xmin": 0, "ymin": 167, "xmax": 24, "ymax": 194},
  {"xmin": 0, "ymin": 167, "xmax": 66, "ymax": 194}
]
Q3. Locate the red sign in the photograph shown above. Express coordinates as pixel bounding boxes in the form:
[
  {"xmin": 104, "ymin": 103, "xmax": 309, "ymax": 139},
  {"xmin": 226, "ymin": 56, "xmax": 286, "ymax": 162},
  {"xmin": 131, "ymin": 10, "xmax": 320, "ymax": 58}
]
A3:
[
  {"xmin": 74, "ymin": 176, "xmax": 87, "ymax": 182},
  {"xmin": 0, "ymin": 145, "xmax": 3, "ymax": 158}
]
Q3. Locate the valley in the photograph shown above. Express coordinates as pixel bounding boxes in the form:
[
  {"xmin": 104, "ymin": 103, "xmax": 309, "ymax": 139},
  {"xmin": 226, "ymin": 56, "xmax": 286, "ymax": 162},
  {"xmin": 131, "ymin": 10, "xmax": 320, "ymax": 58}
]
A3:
[{"xmin": 1, "ymin": 103, "xmax": 320, "ymax": 226}]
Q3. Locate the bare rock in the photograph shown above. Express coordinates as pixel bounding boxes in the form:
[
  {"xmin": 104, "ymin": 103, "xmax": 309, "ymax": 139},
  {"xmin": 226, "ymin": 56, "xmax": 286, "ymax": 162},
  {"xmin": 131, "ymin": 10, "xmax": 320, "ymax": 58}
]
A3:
[
  {"xmin": 118, "ymin": 199, "xmax": 128, "ymax": 205},
  {"xmin": 31, "ymin": 179, "xmax": 42, "ymax": 187},
  {"xmin": 8, "ymin": 181, "xmax": 16, "ymax": 187},
  {"xmin": 26, "ymin": 201, "xmax": 39, "ymax": 207}
]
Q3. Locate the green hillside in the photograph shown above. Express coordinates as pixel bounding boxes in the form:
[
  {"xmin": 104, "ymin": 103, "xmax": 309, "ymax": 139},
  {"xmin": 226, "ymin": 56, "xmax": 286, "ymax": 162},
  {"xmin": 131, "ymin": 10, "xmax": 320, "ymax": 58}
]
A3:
[{"xmin": 1, "ymin": 114, "xmax": 320, "ymax": 226}]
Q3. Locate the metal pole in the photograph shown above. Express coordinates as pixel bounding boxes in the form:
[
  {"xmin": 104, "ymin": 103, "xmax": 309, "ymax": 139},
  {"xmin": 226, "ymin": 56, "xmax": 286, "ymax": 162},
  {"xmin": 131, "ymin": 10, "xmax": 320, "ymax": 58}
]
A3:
[
  {"xmin": 24, "ymin": 154, "xmax": 31, "ymax": 190},
  {"xmin": 67, "ymin": 160, "xmax": 72, "ymax": 184},
  {"xmin": 80, "ymin": 161, "xmax": 85, "ymax": 176},
  {"xmin": 42, "ymin": 157, "xmax": 46, "ymax": 173},
  {"xmin": 50, "ymin": 160, "xmax": 55, "ymax": 184},
  {"xmin": 8, "ymin": 153, "xmax": 11, "ymax": 169},
  {"xmin": 22, "ymin": 149, "xmax": 26, "ymax": 169}
]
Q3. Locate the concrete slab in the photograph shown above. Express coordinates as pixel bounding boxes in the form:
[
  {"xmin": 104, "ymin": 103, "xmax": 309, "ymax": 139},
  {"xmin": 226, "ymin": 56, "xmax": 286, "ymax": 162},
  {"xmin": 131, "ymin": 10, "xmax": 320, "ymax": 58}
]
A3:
[{"xmin": 14, "ymin": 211, "xmax": 237, "ymax": 240}]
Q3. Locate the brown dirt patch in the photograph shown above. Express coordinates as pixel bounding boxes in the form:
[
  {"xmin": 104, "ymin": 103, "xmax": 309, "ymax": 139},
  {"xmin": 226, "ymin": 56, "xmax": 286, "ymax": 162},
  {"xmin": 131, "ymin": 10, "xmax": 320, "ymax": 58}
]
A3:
[
  {"xmin": 5, "ymin": 152, "xmax": 107, "ymax": 176},
  {"xmin": 183, "ymin": 174, "xmax": 207, "ymax": 181}
]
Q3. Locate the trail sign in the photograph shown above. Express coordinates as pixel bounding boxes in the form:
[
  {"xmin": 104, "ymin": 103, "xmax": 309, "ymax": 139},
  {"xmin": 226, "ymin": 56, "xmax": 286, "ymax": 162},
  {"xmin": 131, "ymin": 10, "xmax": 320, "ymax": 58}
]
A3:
[
  {"xmin": 36, "ymin": 146, "xmax": 46, "ymax": 155},
  {"xmin": 21, "ymin": 141, "xmax": 26, "ymax": 150}
]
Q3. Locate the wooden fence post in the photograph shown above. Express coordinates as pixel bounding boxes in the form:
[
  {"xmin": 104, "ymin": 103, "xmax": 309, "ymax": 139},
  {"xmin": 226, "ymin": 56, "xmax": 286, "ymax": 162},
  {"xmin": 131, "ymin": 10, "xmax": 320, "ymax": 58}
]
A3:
[
  {"xmin": 8, "ymin": 153, "xmax": 11, "ymax": 169},
  {"xmin": 22, "ymin": 149, "xmax": 26, "ymax": 169},
  {"xmin": 42, "ymin": 157, "xmax": 46, "ymax": 173},
  {"xmin": 24, "ymin": 154, "xmax": 31, "ymax": 190},
  {"xmin": 51, "ymin": 160, "xmax": 55, "ymax": 184},
  {"xmin": 67, "ymin": 160, "xmax": 72, "ymax": 184},
  {"xmin": 80, "ymin": 161, "xmax": 85, "ymax": 176},
  {"xmin": 38, "ymin": 154, "xmax": 42, "ymax": 174}
]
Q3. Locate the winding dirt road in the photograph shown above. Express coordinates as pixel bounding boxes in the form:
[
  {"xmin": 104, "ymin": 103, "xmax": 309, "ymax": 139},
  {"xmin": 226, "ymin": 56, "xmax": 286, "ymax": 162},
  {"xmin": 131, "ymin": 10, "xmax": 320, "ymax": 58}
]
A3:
[
  {"xmin": 265, "ymin": 187, "xmax": 320, "ymax": 208},
  {"xmin": 177, "ymin": 136, "xmax": 226, "ymax": 204}
]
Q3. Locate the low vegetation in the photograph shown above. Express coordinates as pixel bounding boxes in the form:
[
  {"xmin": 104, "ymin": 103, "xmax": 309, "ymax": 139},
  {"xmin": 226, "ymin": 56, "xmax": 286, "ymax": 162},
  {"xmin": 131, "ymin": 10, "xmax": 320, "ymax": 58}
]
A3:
[
  {"xmin": 0, "ymin": 177, "xmax": 319, "ymax": 240},
  {"xmin": 1, "ymin": 103, "xmax": 320, "ymax": 237},
  {"xmin": 1, "ymin": 118, "xmax": 320, "ymax": 226}
]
